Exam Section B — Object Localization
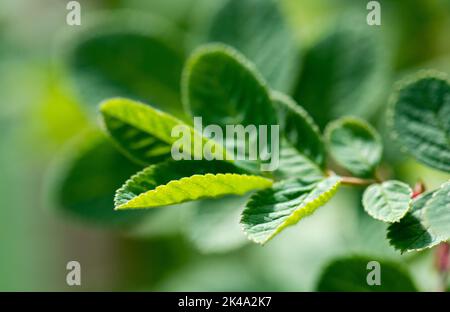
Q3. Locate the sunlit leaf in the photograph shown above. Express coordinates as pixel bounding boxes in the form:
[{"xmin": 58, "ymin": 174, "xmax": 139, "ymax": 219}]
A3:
[
  {"xmin": 100, "ymin": 98, "xmax": 227, "ymax": 165},
  {"xmin": 115, "ymin": 160, "xmax": 272, "ymax": 209},
  {"xmin": 363, "ymin": 180, "xmax": 412, "ymax": 223},
  {"xmin": 241, "ymin": 176, "xmax": 341, "ymax": 244}
]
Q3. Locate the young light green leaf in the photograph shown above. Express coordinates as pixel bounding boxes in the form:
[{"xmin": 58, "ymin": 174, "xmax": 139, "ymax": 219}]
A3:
[
  {"xmin": 208, "ymin": 0, "xmax": 300, "ymax": 92},
  {"xmin": 325, "ymin": 116, "xmax": 382, "ymax": 177},
  {"xmin": 390, "ymin": 71, "xmax": 450, "ymax": 173},
  {"xmin": 317, "ymin": 256, "xmax": 417, "ymax": 291},
  {"xmin": 423, "ymin": 181, "xmax": 450, "ymax": 240},
  {"xmin": 50, "ymin": 132, "xmax": 150, "ymax": 226},
  {"xmin": 100, "ymin": 97, "xmax": 228, "ymax": 165},
  {"xmin": 182, "ymin": 43, "xmax": 277, "ymax": 129},
  {"xmin": 241, "ymin": 176, "xmax": 341, "ymax": 244},
  {"xmin": 272, "ymin": 91, "xmax": 325, "ymax": 167},
  {"xmin": 63, "ymin": 12, "xmax": 186, "ymax": 117},
  {"xmin": 115, "ymin": 160, "xmax": 272, "ymax": 209},
  {"xmin": 387, "ymin": 192, "xmax": 443, "ymax": 253},
  {"xmin": 362, "ymin": 180, "xmax": 412, "ymax": 223},
  {"xmin": 294, "ymin": 16, "xmax": 387, "ymax": 128}
]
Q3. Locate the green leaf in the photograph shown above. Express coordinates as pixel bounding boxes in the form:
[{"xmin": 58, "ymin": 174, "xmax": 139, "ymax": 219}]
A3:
[
  {"xmin": 241, "ymin": 176, "xmax": 341, "ymax": 244},
  {"xmin": 100, "ymin": 97, "xmax": 228, "ymax": 165},
  {"xmin": 423, "ymin": 181, "xmax": 450, "ymax": 240},
  {"xmin": 316, "ymin": 256, "xmax": 417, "ymax": 291},
  {"xmin": 184, "ymin": 195, "xmax": 249, "ymax": 253},
  {"xmin": 272, "ymin": 91, "xmax": 325, "ymax": 167},
  {"xmin": 325, "ymin": 116, "xmax": 382, "ymax": 177},
  {"xmin": 182, "ymin": 43, "xmax": 276, "ymax": 129},
  {"xmin": 115, "ymin": 160, "xmax": 272, "ymax": 209},
  {"xmin": 387, "ymin": 192, "xmax": 443, "ymax": 253},
  {"xmin": 390, "ymin": 71, "xmax": 450, "ymax": 173},
  {"xmin": 63, "ymin": 12, "xmax": 186, "ymax": 117},
  {"xmin": 294, "ymin": 17, "xmax": 387, "ymax": 128},
  {"xmin": 362, "ymin": 181, "xmax": 412, "ymax": 223},
  {"xmin": 208, "ymin": 0, "xmax": 300, "ymax": 92},
  {"xmin": 50, "ymin": 132, "xmax": 150, "ymax": 226},
  {"xmin": 274, "ymin": 142, "xmax": 324, "ymax": 181}
]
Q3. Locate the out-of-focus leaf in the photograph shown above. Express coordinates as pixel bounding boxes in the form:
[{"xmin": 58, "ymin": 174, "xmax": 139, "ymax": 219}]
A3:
[
  {"xmin": 115, "ymin": 160, "xmax": 272, "ymax": 209},
  {"xmin": 423, "ymin": 181, "xmax": 450, "ymax": 239},
  {"xmin": 183, "ymin": 43, "xmax": 276, "ymax": 128},
  {"xmin": 294, "ymin": 17, "xmax": 387, "ymax": 128},
  {"xmin": 325, "ymin": 117, "xmax": 382, "ymax": 177},
  {"xmin": 50, "ymin": 132, "xmax": 149, "ymax": 226},
  {"xmin": 387, "ymin": 192, "xmax": 442, "ymax": 253},
  {"xmin": 362, "ymin": 180, "xmax": 412, "ymax": 223},
  {"xmin": 316, "ymin": 256, "xmax": 417, "ymax": 291},
  {"xmin": 184, "ymin": 195, "xmax": 249, "ymax": 253},
  {"xmin": 241, "ymin": 176, "xmax": 341, "ymax": 244},
  {"xmin": 100, "ymin": 98, "xmax": 227, "ymax": 165},
  {"xmin": 273, "ymin": 91, "xmax": 325, "ymax": 167},
  {"xmin": 207, "ymin": 0, "xmax": 300, "ymax": 92},
  {"xmin": 390, "ymin": 72, "xmax": 450, "ymax": 173},
  {"xmin": 63, "ymin": 12, "xmax": 186, "ymax": 117}
]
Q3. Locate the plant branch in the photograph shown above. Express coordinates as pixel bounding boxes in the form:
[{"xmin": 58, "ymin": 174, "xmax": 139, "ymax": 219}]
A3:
[{"xmin": 326, "ymin": 170, "xmax": 376, "ymax": 186}]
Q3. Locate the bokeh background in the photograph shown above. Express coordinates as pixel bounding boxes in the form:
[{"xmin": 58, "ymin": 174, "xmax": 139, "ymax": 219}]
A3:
[{"xmin": 1, "ymin": 0, "xmax": 449, "ymax": 291}]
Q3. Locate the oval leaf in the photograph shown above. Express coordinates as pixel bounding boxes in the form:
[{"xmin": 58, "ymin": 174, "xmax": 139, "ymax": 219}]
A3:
[
  {"xmin": 182, "ymin": 43, "xmax": 276, "ymax": 129},
  {"xmin": 391, "ymin": 72, "xmax": 450, "ymax": 173},
  {"xmin": 423, "ymin": 181, "xmax": 450, "ymax": 240},
  {"xmin": 115, "ymin": 160, "xmax": 272, "ymax": 209},
  {"xmin": 272, "ymin": 91, "xmax": 325, "ymax": 167},
  {"xmin": 208, "ymin": 0, "xmax": 300, "ymax": 92},
  {"xmin": 50, "ymin": 132, "xmax": 149, "ymax": 226},
  {"xmin": 100, "ymin": 98, "xmax": 227, "ymax": 165},
  {"xmin": 363, "ymin": 180, "xmax": 412, "ymax": 223},
  {"xmin": 63, "ymin": 12, "xmax": 186, "ymax": 117},
  {"xmin": 387, "ymin": 192, "xmax": 443, "ymax": 253},
  {"xmin": 317, "ymin": 256, "xmax": 417, "ymax": 291},
  {"xmin": 294, "ymin": 16, "xmax": 387, "ymax": 128},
  {"xmin": 325, "ymin": 116, "xmax": 382, "ymax": 177},
  {"xmin": 241, "ymin": 176, "xmax": 341, "ymax": 244}
]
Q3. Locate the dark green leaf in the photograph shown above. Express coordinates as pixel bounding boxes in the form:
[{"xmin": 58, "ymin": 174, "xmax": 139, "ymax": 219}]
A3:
[
  {"xmin": 63, "ymin": 12, "xmax": 186, "ymax": 117},
  {"xmin": 390, "ymin": 71, "xmax": 450, "ymax": 173},
  {"xmin": 387, "ymin": 192, "xmax": 442, "ymax": 253},
  {"xmin": 182, "ymin": 43, "xmax": 276, "ymax": 128},
  {"xmin": 50, "ymin": 132, "xmax": 149, "ymax": 226},
  {"xmin": 208, "ymin": 0, "xmax": 300, "ymax": 92},
  {"xmin": 273, "ymin": 91, "xmax": 325, "ymax": 167},
  {"xmin": 294, "ymin": 17, "xmax": 387, "ymax": 128},
  {"xmin": 316, "ymin": 256, "xmax": 417, "ymax": 291}
]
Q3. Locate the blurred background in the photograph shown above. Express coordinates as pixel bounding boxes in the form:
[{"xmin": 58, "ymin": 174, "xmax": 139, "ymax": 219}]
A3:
[{"xmin": 0, "ymin": 0, "xmax": 449, "ymax": 291}]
